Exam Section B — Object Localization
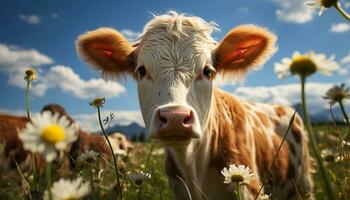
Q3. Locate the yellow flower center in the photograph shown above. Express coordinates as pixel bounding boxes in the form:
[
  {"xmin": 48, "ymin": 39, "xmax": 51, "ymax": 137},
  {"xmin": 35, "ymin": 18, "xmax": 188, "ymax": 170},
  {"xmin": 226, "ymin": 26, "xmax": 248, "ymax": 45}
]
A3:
[
  {"xmin": 41, "ymin": 124, "xmax": 65, "ymax": 143},
  {"xmin": 25, "ymin": 68, "xmax": 35, "ymax": 76},
  {"xmin": 89, "ymin": 97, "xmax": 105, "ymax": 108},
  {"xmin": 230, "ymin": 174, "xmax": 244, "ymax": 183},
  {"xmin": 290, "ymin": 55, "xmax": 317, "ymax": 78}
]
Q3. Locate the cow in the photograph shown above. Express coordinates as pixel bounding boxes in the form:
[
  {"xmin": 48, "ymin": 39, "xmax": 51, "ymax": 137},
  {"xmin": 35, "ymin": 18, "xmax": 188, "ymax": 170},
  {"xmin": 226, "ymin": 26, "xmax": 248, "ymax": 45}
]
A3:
[
  {"xmin": 0, "ymin": 104, "xmax": 131, "ymax": 171},
  {"xmin": 76, "ymin": 11, "xmax": 312, "ymax": 199}
]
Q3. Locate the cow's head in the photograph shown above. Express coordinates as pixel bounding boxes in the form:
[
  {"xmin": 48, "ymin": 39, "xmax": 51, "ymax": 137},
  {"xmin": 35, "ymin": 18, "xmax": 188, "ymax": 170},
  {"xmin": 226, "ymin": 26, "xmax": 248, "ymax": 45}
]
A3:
[{"xmin": 76, "ymin": 12, "xmax": 276, "ymax": 146}]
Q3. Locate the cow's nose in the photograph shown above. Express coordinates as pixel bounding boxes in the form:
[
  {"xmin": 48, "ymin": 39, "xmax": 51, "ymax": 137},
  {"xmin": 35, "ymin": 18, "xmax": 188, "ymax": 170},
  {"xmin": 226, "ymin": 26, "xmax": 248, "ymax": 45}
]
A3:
[{"xmin": 157, "ymin": 107, "xmax": 194, "ymax": 129}]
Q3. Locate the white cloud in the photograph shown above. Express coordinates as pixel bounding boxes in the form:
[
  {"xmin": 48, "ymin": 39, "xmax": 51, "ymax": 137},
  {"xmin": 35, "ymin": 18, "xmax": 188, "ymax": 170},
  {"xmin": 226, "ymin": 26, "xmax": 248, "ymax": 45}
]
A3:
[
  {"xmin": 0, "ymin": 43, "xmax": 53, "ymax": 89},
  {"xmin": 18, "ymin": 14, "xmax": 41, "ymax": 25},
  {"xmin": 338, "ymin": 68, "xmax": 348, "ymax": 75},
  {"xmin": 271, "ymin": 0, "xmax": 314, "ymax": 23},
  {"xmin": 31, "ymin": 65, "xmax": 126, "ymax": 99},
  {"xmin": 232, "ymin": 82, "xmax": 349, "ymax": 115},
  {"xmin": 340, "ymin": 52, "xmax": 350, "ymax": 65},
  {"xmin": 0, "ymin": 44, "xmax": 53, "ymax": 72},
  {"xmin": 345, "ymin": 2, "xmax": 350, "ymax": 8},
  {"xmin": 120, "ymin": 29, "xmax": 141, "ymax": 42},
  {"xmin": 0, "ymin": 108, "xmax": 28, "ymax": 116},
  {"xmin": 73, "ymin": 110, "xmax": 144, "ymax": 132},
  {"xmin": 0, "ymin": 43, "xmax": 125, "ymax": 99},
  {"xmin": 330, "ymin": 23, "xmax": 350, "ymax": 33}
]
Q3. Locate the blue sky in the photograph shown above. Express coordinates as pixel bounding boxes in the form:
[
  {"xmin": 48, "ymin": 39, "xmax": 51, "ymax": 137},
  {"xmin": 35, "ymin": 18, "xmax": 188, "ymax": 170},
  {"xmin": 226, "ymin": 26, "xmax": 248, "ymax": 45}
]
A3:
[{"xmin": 0, "ymin": 0, "xmax": 349, "ymax": 130}]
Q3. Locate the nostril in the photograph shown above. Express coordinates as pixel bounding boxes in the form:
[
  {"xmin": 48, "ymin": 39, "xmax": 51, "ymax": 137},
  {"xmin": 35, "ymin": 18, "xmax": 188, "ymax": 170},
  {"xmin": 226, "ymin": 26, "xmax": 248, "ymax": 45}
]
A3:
[
  {"xmin": 183, "ymin": 111, "xmax": 193, "ymax": 126},
  {"xmin": 158, "ymin": 111, "xmax": 168, "ymax": 127}
]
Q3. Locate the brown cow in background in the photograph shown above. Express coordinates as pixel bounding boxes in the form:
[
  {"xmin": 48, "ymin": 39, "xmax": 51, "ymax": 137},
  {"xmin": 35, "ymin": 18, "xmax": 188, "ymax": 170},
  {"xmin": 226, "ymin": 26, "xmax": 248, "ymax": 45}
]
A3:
[{"xmin": 0, "ymin": 104, "xmax": 131, "ymax": 172}]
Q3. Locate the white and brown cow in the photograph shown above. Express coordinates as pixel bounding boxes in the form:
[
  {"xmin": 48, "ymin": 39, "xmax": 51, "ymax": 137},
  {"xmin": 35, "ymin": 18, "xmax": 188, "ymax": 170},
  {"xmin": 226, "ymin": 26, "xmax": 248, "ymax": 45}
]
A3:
[{"xmin": 76, "ymin": 11, "xmax": 312, "ymax": 200}]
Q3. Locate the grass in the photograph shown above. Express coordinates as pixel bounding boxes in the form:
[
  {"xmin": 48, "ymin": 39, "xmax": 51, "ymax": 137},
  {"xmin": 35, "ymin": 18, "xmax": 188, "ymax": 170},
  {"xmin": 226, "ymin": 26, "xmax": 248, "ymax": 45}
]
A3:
[{"xmin": 0, "ymin": 123, "xmax": 349, "ymax": 199}]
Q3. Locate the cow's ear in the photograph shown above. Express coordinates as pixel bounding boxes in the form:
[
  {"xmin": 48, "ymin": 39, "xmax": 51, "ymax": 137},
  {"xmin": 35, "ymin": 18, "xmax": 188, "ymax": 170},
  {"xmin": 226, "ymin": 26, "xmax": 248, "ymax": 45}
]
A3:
[
  {"xmin": 214, "ymin": 25, "xmax": 277, "ymax": 77},
  {"xmin": 76, "ymin": 28, "xmax": 136, "ymax": 78}
]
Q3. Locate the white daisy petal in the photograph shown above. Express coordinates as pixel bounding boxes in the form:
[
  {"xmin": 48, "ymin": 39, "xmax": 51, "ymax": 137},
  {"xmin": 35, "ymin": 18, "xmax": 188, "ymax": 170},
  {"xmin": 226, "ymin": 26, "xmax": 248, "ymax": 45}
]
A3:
[
  {"xmin": 44, "ymin": 177, "xmax": 90, "ymax": 200},
  {"xmin": 19, "ymin": 111, "xmax": 78, "ymax": 163},
  {"xmin": 221, "ymin": 164, "xmax": 255, "ymax": 185}
]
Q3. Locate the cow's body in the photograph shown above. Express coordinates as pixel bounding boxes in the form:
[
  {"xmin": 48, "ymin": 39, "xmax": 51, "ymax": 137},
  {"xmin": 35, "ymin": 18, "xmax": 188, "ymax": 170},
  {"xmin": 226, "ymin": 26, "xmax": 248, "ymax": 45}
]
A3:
[
  {"xmin": 165, "ymin": 89, "xmax": 312, "ymax": 199},
  {"xmin": 76, "ymin": 11, "xmax": 312, "ymax": 199}
]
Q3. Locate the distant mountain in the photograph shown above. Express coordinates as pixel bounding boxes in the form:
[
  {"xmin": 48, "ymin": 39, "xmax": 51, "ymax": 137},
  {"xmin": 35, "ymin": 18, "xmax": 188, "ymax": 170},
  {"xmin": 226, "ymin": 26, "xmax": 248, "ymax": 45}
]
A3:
[
  {"xmin": 104, "ymin": 122, "xmax": 146, "ymax": 139},
  {"xmin": 291, "ymin": 103, "xmax": 346, "ymax": 124}
]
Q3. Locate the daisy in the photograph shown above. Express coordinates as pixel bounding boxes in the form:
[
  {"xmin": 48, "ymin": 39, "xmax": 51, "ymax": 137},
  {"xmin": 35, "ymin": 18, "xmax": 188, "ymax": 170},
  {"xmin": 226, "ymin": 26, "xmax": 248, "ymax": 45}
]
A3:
[
  {"xmin": 221, "ymin": 164, "xmax": 254, "ymax": 184},
  {"xmin": 24, "ymin": 67, "xmax": 38, "ymax": 81},
  {"xmin": 79, "ymin": 150, "xmax": 99, "ymax": 163},
  {"xmin": 19, "ymin": 111, "xmax": 78, "ymax": 162},
  {"xmin": 274, "ymin": 51, "xmax": 339, "ymax": 79},
  {"xmin": 89, "ymin": 97, "xmax": 106, "ymax": 108},
  {"xmin": 305, "ymin": 0, "xmax": 338, "ymax": 16},
  {"xmin": 323, "ymin": 83, "xmax": 350, "ymax": 105},
  {"xmin": 44, "ymin": 177, "xmax": 90, "ymax": 200},
  {"xmin": 321, "ymin": 149, "xmax": 336, "ymax": 162},
  {"xmin": 127, "ymin": 171, "xmax": 152, "ymax": 185}
]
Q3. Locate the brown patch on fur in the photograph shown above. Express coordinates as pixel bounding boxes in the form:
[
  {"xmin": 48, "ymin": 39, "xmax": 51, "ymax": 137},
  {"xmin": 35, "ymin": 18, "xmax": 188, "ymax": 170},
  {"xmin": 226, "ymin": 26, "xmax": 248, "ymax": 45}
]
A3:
[
  {"xmin": 76, "ymin": 28, "xmax": 136, "ymax": 79},
  {"xmin": 291, "ymin": 123, "xmax": 302, "ymax": 144},
  {"xmin": 275, "ymin": 106, "xmax": 286, "ymax": 117},
  {"xmin": 256, "ymin": 112, "xmax": 270, "ymax": 127},
  {"xmin": 210, "ymin": 89, "xmax": 261, "ymax": 194},
  {"xmin": 253, "ymin": 128, "xmax": 273, "ymax": 174},
  {"xmin": 0, "ymin": 114, "xmax": 28, "ymax": 164},
  {"xmin": 41, "ymin": 104, "xmax": 75, "ymax": 124},
  {"xmin": 295, "ymin": 115, "xmax": 302, "ymax": 126},
  {"xmin": 271, "ymin": 134, "xmax": 289, "ymax": 183},
  {"xmin": 214, "ymin": 25, "xmax": 277, "ymax": 77}
]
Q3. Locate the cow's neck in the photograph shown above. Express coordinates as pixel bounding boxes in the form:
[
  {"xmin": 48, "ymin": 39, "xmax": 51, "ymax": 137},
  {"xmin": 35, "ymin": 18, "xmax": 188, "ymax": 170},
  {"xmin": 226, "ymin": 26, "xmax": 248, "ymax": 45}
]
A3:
[{"xmin": 165, "ymin": 89, "xmax": 221, "ymax": 200}]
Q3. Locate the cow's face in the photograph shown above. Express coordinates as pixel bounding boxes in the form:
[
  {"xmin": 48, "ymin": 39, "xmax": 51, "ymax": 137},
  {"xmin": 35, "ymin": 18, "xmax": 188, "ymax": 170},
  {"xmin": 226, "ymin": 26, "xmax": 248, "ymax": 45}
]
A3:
[{"xmin": 76, "ymin": 13, "xmax": 276, "ymax": 146}]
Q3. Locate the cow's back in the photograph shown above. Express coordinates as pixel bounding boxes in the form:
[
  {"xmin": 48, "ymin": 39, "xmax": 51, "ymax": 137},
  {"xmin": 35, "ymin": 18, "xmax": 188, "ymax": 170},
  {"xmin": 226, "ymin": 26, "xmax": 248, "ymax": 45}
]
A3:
[
  {"xmin": 0, "ymin": 114, "xmax": 29, "ymax": 167},
  {"xmin": 210, "ymin": 89, "xmax": 312, "ymax": 199},
  {"xmin": 243, "ymin": 100, "xmax": 313, "ymax": 199}
]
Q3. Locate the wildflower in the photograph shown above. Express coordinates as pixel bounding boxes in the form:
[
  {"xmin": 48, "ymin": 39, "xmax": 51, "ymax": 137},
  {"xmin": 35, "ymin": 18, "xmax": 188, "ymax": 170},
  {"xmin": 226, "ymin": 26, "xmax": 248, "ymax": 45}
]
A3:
[
  {"xmin": 19, "ymin": 111, "xmax": 77, "ymax": 162},
  {"xmin": 89, "ymin": 97, "xmax": 106, "ymax": 108},
  {"xmin": 24, "ymin": 67, "xmax": 38, "ymax": 81},
  {"xmin": 323, "ymin": 83, "xmax": 350, "ymax": 105},
  {"xmin": 43, "ymin": 177, "xmax": 90, "ymax": 200},
  {"xmin": 306, "ymin": 0, "xmax": 338, "ymax": 15},
  {"xmin": 321, "ymin": 149, "xmax": 336, "ymax": 162},
  {"xmin": 274, "ymin": 51, "xmax": 339, "ymax": 79},
  {"xmin": 127, "ymin": 172, "xmax": 152, "ymax": 185},
  {"xmin": 79, "ymin": 150, "xmax": 99, "ymax": 163},
  {"xmin": 221, "ymin": 164, "xmax": 254, "ymax": 184},
  {"xmin": 258, "ymin": 194, "xmax": 271, "ymax": 200}
]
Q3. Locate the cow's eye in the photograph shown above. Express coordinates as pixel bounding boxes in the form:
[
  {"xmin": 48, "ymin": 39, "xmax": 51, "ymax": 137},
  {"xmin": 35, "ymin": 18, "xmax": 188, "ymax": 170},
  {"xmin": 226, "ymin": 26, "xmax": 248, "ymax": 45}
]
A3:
[
  {"xmin": 203, "ymin": 66, "xmax": 213, "ymax": 79},
  {"xmin": 137, "ymin": 66, "xmax": 147, "ymax": 79}
]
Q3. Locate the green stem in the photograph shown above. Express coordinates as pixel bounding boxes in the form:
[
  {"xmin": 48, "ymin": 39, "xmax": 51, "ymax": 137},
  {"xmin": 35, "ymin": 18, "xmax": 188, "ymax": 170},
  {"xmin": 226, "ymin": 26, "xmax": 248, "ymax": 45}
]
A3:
[
  {"xmin": 90, "ymin": 163, "xmax": 94, "ymax": 192},
  {"xmin": 329, "ymin": 105, "xmax": 344, "ymax": 160},
  {"xmin": 26, "ymin": 81, "xmax": 31, "ymax": 120},
  {"xmin": 45, "ymin": 162, "xmax": 52, "ymax": 200},
  {"xmin": 338, "ymin": 100, "xmax": 350, "ymax": 134},
  {"xmin": 97, "ymin": 107, "xmax": 123, "ymax": 200},
  {"xmin": 26, "ymin": 80, "xmax": 38, "ymax": 192},
  {"xmin": 300, "ymin": 77, "xmax": 335, "ymax": 200},
  {"xmin": 334, "ymin": 2, "xmax": 350, "ymax": 21},
  {"xmin": 255, "ymin": 110, "xmax": 296, "ymax": 200},
  {"xmin": 236, "ymin": 183, "xmax": 242, "ymax": 200},
  {"xmin": 138, "ymin": 185, "xmax": 143, "ymax": 200}
]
